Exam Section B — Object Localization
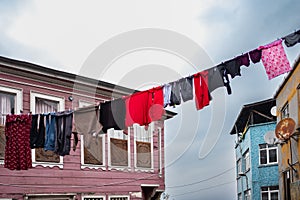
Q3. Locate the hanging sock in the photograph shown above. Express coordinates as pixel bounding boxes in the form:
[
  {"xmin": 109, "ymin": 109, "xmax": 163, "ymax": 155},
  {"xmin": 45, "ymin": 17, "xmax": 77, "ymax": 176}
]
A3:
[
  {"xmin": 30, "ymin": 114, "xmax": 45, "ymax": 149},
  {"xmin": 169, "ymin": 81, "xmax": 181, "ymax": 106},
  {"xmin": 163, "ymin": 83, "xmax": 172, "ymax": 107},
  {"xmin": 178, "ymin": 76, "xmax": 194, "ymax": 102},
  {"xmin": 236, "ymin": 54, "xmax": 250, "ymax": 67},
  {"xmin": 283, "ymin": 30, "xmax": 300, "ymax": 47},
  {"xmin": 258, "ymin": 39, "xmax": 292, "ymax": 80},
  {"xmin": 249, "ymin": 49, "xmax": 262, "ymax": 64}
]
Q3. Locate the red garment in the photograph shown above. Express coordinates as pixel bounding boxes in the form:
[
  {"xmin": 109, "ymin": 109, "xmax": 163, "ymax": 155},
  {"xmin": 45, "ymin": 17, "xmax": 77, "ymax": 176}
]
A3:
[
  {"xmin": 125, "ymin": 91, "xmax": 152, "ymax": 127},
  {"xmin": 148, "ymin": 86, "xmax": 164, "ymax": 122},
  {"xmin": 125, "ymin": 87, "xmax": 165, "ymax": 127},
  {"xmin": 5, "ymin": 114, "xmax": 32, "ymax": 170},
  {"xmin": 194, "ymin": 73, "xmax": 211, "ymax": 110}
]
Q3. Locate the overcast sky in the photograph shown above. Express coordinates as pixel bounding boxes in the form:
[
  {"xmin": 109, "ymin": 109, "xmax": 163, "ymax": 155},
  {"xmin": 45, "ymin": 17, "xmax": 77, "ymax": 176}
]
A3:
[{"xmin": 1, "ymin": 1, "xmax": 300, "ymax": 199}]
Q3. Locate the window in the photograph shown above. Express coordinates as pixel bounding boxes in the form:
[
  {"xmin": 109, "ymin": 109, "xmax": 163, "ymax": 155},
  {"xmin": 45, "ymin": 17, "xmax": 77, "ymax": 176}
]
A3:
[
  {"xmin": 244, "ymin": 150, "xmax": 250, "ymax": 171},
  {"xmin": 259, "ymin": 144, "xmax": 278, "ymax": 165},
  {"xmin": 261, "ymin": 186, "xmax": 279, "ymax": 200},
  {"xmin": 82, "ymin": 195, "xmax": 105, "ymax": 200},
  {"xmin": 108, "ymin": 196, "xmax": 129, "ymax": 200},
  {"xmin": 238, "ymin": 193, "xmax": 242, "ymax": 200},
  {"xmin": 79, "ymin": 101, "xmax": 105, "ymax": 170},
  {"xmin": 134, "ymin": 123, "xmax": 154, "ymax": 171},
  {"xmin": 281, "ymin": 103, "xmax": 289, "ymax": 119},
  {"xmin": 0, "ymin": 86, "xmax": 22, "ymax": 162},
  {"xmin": 30, "ymin": 92, "xmax": 64, "ymax": 168},
  {"xmin": 244, "ymin": 189, "xmax": 251, "ymax": 200},
  {"xmin": 108, "ymin": 129, "xmax": 130, "ymax": 169},
  {"xmin": 237, "ymin": 159, "xmax": 242, "ymax": 175}
]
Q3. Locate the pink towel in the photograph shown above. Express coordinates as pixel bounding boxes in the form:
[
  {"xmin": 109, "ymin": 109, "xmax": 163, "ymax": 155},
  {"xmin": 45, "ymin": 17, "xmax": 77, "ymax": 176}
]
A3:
[{"xmin": 258, "ymin": 39, "xmax": 291, "ymax": 80}]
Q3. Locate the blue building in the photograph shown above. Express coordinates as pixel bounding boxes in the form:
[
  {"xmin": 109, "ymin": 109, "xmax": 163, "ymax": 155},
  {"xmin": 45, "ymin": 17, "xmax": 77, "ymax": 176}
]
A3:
[{"xmin": 230, "ymin": 99, "xmax": 280, "ymax": 200}]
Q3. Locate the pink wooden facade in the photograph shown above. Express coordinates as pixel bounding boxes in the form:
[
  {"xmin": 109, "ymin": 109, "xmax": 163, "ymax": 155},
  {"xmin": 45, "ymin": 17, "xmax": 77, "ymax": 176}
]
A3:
[{"xmin": 0, "ymin": 56, "xmax": 175, "ymax": 200}]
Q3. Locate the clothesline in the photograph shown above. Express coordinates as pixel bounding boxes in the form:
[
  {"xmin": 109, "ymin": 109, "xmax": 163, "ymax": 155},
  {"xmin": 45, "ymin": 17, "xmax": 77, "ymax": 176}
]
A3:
[{"xmin": 96, "ymin": 28, "xmax": 300, "ymax": 129}]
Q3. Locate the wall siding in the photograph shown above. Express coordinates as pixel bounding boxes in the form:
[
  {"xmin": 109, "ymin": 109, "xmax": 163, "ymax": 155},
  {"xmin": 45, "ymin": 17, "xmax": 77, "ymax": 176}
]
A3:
[{"xmin": 0, "ymin": 63, "xmax": 167, "ymax": 200}]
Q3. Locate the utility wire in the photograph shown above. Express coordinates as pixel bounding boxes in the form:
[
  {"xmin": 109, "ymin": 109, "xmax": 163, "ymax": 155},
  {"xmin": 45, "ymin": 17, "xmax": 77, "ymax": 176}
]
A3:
[
  {"xmin": 167, "ymin": 166, "xmax": 235, "ymax": 188},
  {"xmin": 170, "ymin": 180, "xmax": 235, "ymax": 197}
]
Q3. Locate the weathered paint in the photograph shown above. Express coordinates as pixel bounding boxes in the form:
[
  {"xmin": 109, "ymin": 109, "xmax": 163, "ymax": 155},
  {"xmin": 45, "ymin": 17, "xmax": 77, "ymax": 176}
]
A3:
[
  {"xmin": 235, "ymin": 122, "xmax": 279, "ymax": 200},
  {"xmin": 0, "ymin": 57, "xmax": 171, "ymax": 200},
  {"xmin": 275, "ymin": 60, "xmax": 300, "ymax": 200}
]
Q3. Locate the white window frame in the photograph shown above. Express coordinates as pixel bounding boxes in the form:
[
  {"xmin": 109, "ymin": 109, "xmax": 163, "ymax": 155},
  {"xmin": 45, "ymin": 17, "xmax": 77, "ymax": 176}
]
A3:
[
  {"xmin": 78, "ymin": 100, "xmax": 106, "ymax": 170},
  {"xmin": 80, "ymin": 134, "xmax": 106, "ymax": 170},
  {"xmin": 158, "ymin": 127, "xmax": 162, "ymax": 176},
  {"xmin": 261, "ymin": 186, "xmax": 279, "ymax": 200},
  {"xmin": 0, "ymin": 85, "xmax": 22, "ymax": 164},
  {"xmin": 82, "ymin": 195, "xmax": 106, "ymax": 200},
  {"xmin": 133, "ymin": 123, "xmax": 154, "ymax": 172},
  {"xmin": 238, "ymin": 193, "xmax": 242, "ymax": 200},
  {"xmin": 237, "ymin": 158, "xmax": 242, "ymax": 175},
  {"xmin": 30, "ymin": 91, "xmax": 64, "ymax": 168},
  {"xmin": 244, "ymin": 150, "xmax": 250, "ymax": 172},
  {"xmin": 244, "ymin": 189, "xmax": 251, "ymax": 200},
  {"xmin": 259, "ymin": 144, "xmax": 278, "ymax": 165},
  {"xmin": 108, "ymin": 195, "xmax": 130, "ymax": 200},
  {"xmin": 107, "ymin": 128, "xmax": 131, "ymax": 171},
  {"xmin": 0, "ymin": 85, "xmax": 23, "ymax": 115}
]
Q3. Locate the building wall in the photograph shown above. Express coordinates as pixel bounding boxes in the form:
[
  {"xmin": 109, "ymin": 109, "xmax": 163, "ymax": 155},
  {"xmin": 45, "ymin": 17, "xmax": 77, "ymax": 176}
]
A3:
[
  {"xmin": 0, "ymin": 60, "xmax": 167, "ymax": 200},
  {"xmin": 249, "ymin": 122, "xmax": 278, "ymax": 200},
  {"xmin": 276, "ymin": 62, "xmax": 300, "ymax": 200},
  {"xmin": 235, "ymin": 122, "xmax": 278, "ymax": 200}
]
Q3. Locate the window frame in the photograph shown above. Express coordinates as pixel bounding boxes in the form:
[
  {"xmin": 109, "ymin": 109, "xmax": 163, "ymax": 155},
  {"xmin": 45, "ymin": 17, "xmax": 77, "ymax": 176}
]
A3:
[
  {"xmin": 0, "ymin": 85, "xmax": 23, "ymax": 164},
  {"xmin": 259, "ymin": 143, "xmax": 278, "ymax": 165},
  {"xmin": 30, "ymin": 91, "xmax": 64, "ymax": 168},
  {"xmin": 261, "ymin": 186, "xmax": 279, "ymax": 200},
  {"xmin": 281, "ymin": 103, "xmax": 289, "ymax": 119},
  {"xmin": 80, "ymin": 134, "xmax": 106, "ymax": 170},
  {"xmin": 107, "ymin": 128, "xmax": 131, "ymax": 171},
  {"xmin": 0, "ymin": 85, "xmax": 23, "ymax": 116},
  {"xmin": 108, "ymin": 195, "xmax": 130, "ymax": 200},
  {"xmin": 237, "ymin": 158, "xmax": 242, "ymax": 176},
  {"xmin": 133, "ymin": 123, "xmax": 154, "ymax": 172},
  {"xmin": 244, "ymin": 150, "xmax": 250, "ymax": 172},
  {"xmin": 244, "ymin": 189, "xmax": 251, "ymax": 200},
  {"xmin": 78, "ymin": 100, "xmax": 106, "ymax": 170},
  {"xmin": 82, "ymin": 195, "xmax": 106, "ymax": 200}
]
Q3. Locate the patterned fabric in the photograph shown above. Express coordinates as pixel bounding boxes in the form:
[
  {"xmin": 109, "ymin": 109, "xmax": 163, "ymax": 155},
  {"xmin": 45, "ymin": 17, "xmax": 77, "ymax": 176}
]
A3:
[
  {"xmin": 258, "ymin": 39, "xmax": 292, "ymax": 80},
  {"xmin": 4, "ymin": 114, "xmax": 32, "ymax": 170}
]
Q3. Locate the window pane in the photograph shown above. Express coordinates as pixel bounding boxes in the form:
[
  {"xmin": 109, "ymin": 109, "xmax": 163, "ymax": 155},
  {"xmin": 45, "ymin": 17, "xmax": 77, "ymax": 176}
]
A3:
[
  {"xmin": 35, "ymin": 97, "xmax": 59, "ymax": 163},
  {"xmin": 84, "ymin": 135, "xmax": 103, "ymax": 165},
  {"xmin": 0, "ymin": 92, "xmax": 15, "ymax": 124},
  {"xmin": 270, "ymin": 185, "xmax": 279, "ymax": 190},
  {"xmin": 270, "ymin": 192, "xmax": 278, "ymax": 200},
  {"xmin": 136, "ymin": 141, "xmax": 151, "ymax": 168},
  {"xmin": 259, "ymin": 144, "xmax": 267, "ymax": 148},
  {"xmin": 261, "ymin": 193, "xmax": 268, "ymax": 200},
  {"xmin": 260, "ymin": 150, "xmax": 267, "ymax": 164},
  {"xmin": 35, "ymin": 97, "xmax": 58, "ymax": 113},
  {"xmin": 0, "ymin": 92, "xmax": 16, "ymax": 159},
  {"xmin": 110, "ymin": 138, "xmax": 128, "ymax": 166},
  {"xmin": 269, "ymin": 149, "xmax": 277, "ymax": 163}
]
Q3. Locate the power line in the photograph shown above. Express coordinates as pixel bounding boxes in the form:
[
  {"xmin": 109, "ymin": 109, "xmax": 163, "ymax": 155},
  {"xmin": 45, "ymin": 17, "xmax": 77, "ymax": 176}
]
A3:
[
  {"xmin": 170, "ymin": 180, "xmax": 235, "ymax": 197},
  {"xmin": 166, "ymin": 166, "xmax": 235, "ymax": 188}
]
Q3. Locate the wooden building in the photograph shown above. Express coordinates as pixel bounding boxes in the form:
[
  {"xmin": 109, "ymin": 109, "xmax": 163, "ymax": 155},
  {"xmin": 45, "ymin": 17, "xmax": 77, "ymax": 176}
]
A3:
[
  {"xmin": 0, "ymin": 56, "xmax": 175, "ymax": 200},
  {"xmin": 274, "ymin": 55, "xmax": 300, "ymax": 200}
]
